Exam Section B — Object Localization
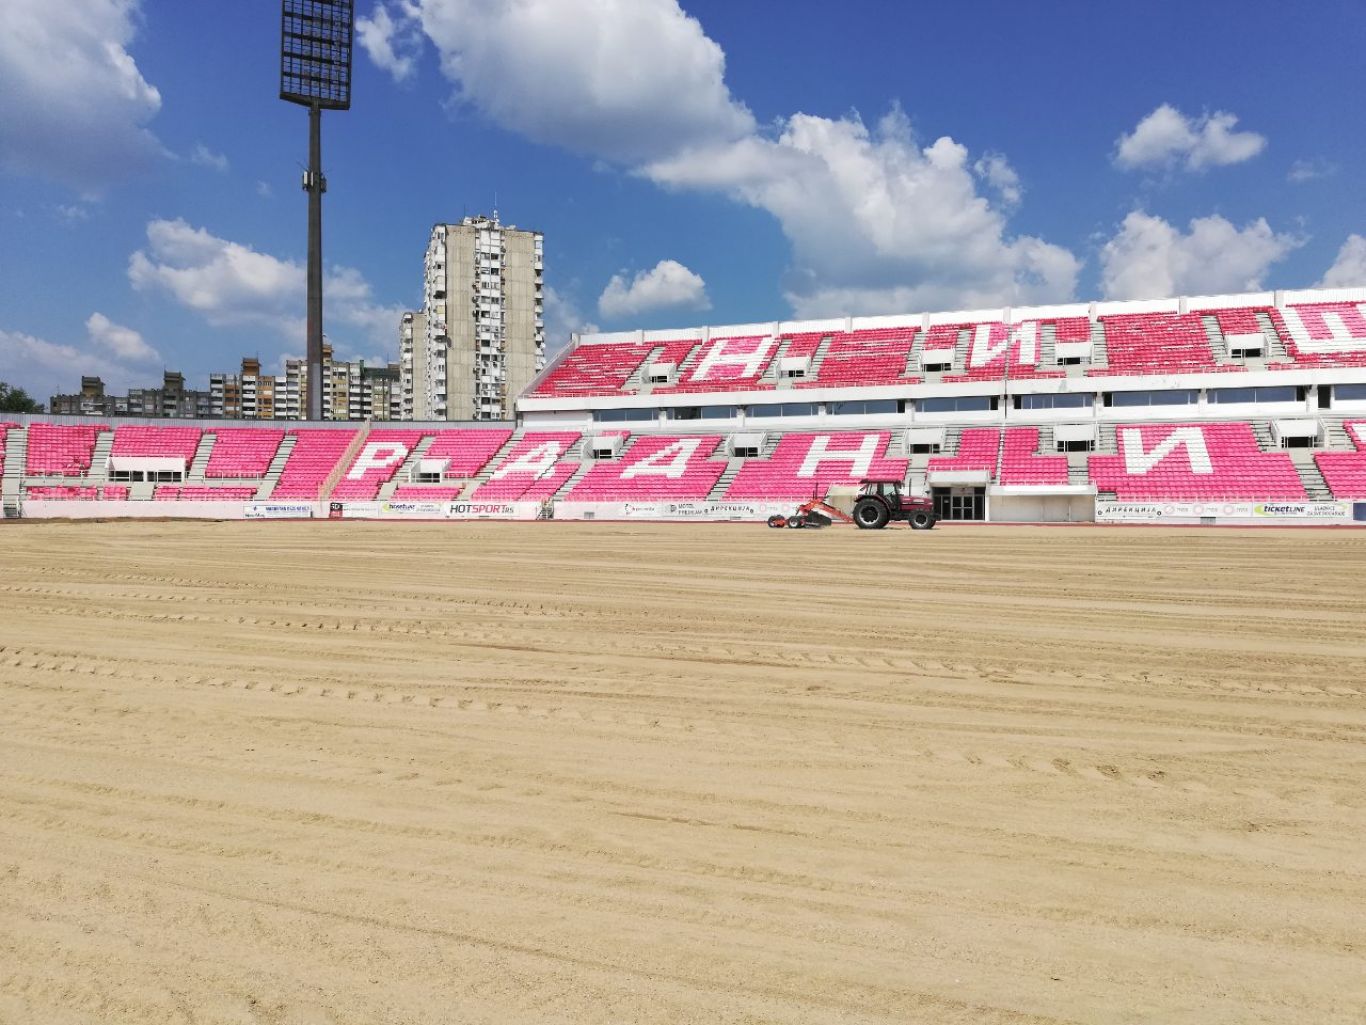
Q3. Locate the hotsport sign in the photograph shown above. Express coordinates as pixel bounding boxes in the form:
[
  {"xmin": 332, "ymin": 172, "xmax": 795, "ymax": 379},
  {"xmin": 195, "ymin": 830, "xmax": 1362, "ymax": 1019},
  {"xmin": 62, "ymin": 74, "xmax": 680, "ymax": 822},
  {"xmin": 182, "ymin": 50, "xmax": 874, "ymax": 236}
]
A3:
[{"xmin": 1095, "ymin": 500, "xmax": 1353, "ymax": 523}]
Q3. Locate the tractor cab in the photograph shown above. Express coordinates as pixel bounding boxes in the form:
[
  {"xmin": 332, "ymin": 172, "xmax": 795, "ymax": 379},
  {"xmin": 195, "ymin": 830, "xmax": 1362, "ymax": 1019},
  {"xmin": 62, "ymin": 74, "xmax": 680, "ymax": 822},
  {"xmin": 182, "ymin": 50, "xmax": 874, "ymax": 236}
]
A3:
[{"xmin": 858, "ymin": 479, "xmax": 906, "ymax": 507}]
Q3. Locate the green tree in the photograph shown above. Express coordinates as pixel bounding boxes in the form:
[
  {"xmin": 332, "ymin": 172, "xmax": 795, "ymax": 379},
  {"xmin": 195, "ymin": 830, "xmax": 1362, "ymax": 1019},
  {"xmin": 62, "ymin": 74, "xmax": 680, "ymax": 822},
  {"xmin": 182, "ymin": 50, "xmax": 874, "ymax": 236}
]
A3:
[{"xmin": 0, "ymin": 381, "xmax": 43, "ymax": 414}]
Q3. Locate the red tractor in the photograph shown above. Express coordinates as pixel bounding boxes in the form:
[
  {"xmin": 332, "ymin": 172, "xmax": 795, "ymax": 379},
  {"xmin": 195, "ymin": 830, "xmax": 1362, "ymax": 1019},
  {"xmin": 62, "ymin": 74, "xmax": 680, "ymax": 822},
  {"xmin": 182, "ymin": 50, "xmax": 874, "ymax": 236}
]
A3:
[{"xmin": 767, "ymin": 479, "xmax": 937, "ymax": 530}]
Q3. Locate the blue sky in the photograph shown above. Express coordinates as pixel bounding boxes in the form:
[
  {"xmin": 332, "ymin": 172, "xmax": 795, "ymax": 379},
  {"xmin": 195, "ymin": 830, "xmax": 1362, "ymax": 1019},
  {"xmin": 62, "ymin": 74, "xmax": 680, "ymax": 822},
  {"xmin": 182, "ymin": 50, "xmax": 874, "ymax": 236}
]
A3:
[{"xmin": 1, "ymin": 0, "xmax": 1364, "ymax": 399}]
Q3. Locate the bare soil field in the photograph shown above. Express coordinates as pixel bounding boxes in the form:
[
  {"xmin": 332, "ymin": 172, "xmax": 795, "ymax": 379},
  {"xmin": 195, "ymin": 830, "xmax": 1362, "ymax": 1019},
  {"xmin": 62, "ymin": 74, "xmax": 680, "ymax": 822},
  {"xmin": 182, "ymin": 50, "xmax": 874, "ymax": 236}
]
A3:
[{"xmin": 1, "ymin": 520, "xmax": 1364, "ymax": 1025}]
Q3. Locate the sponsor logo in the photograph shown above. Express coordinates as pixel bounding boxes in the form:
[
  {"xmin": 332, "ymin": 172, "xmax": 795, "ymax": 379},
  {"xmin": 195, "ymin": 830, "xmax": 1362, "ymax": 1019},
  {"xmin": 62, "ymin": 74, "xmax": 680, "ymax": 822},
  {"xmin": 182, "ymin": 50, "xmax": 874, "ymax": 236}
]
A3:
[{"xmin": 448, "ymin": 502, "xmax": 517, "ymax": 517}]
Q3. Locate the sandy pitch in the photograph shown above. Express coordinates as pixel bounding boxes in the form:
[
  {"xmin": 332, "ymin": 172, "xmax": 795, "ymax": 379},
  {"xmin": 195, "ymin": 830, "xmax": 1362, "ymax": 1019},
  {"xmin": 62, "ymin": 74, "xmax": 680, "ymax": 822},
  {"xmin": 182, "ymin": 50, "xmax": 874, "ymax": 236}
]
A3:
[{"xmin": 1, "ymin": 521, "xmax": 1364, "ymax": 1024}]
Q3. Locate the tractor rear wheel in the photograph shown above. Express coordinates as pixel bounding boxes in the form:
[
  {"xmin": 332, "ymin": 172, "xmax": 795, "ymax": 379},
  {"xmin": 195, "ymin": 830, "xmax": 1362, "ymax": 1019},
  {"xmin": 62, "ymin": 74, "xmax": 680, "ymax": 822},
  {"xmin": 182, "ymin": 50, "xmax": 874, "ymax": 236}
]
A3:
[
  {"xmin": 910, "ymin": 510, "xmax": 935, "ymax": 530},
  {"xmin": 852, "ymin": 498, "xmax": 890, "ymax": 529}
]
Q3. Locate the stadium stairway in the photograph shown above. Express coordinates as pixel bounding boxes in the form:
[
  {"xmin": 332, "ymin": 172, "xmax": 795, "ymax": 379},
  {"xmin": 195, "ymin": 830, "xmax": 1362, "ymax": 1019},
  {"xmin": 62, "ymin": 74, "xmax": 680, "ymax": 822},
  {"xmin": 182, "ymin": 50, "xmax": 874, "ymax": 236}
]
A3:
[
  {"xmin": 1322, "ymin": 417, "xmax": 1352, "ymax": 450},
  {"xmin": 707, "ymin": 453, "xmax": 744, "ymax": 500},
  {"xmin": 87, "ymin": 431, "xmax": 114, "ymax": 485},
  {"xmin": 1256, "ymin": 310, "xmax": 1290, "ymax": 361},
  {"xmin": 379, "ymin": 435, "xmax": 435, "ymax": 501},
  {"xmin": 1287, "ymin": 447, "xmax": 1335, "ymax": 499},
  {"xmin": 253, "ymin": 433, "xmax": 297, "ymax": 500},
  {"xmin": 763, "ymin": 336, "xmax": 795, "ymax": 389},
  {"xmin": 808, "ymin": 334, "xmax": 834, "ymax": 380},
  {"xmin": 461, "ymin": 427, "xmax": 525, "ymax": 498},
  {"xmin": 951, "ymin": 327, "xmax": 972, "ymax": 376},
  {"xmin": 186, "ymin": 431, "xmax": 216, "ymax": 484},
  {"xmin": 1090, "ymin": 319, "xmax": 1109, "ymax": 372},
  {"xmin": 554, "ymin": 435, "xmax": 609, "ymax": 499},
  {"xmin": 1038, "ymin": 323, "xmax": 1059, "ymax": 372},
  {"xmin": 624, "ymin": 345, "xmax": 663, "ymax": 394},
  {"xmin": 2, "ymin": 428, "xmax": 26, "ymax": 514}
]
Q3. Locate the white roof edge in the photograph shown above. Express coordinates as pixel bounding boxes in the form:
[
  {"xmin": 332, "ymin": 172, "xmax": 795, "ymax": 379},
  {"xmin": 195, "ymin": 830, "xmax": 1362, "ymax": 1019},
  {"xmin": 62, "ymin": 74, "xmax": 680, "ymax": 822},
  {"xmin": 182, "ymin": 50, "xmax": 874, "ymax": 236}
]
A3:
[{"xmin": 572, "ymin": 285, "xmax": 1366, "ymax": 349}]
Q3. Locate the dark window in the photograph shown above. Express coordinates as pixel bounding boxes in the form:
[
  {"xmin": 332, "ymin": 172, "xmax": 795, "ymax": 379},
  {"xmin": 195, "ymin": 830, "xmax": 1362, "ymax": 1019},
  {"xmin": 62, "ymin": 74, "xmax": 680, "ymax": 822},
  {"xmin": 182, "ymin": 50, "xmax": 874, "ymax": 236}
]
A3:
[
  {"xmin": 918, "ymin": 395, "xmax": 994, "ymax": 413},
  {"xmin": 1109, "ymin": 389, "xmax": 1198, "ymax": 407},
  {"xmin": 830, "ymin": 399, "xmax": 901, "ymax": 415},
  {"xmin": 1333, "ymin": 384, "xmax": 1366, "ymax": 402},
  {"xmin": 1017, "ymin": 392, "xmax": 1093, "ymax": 410},
  {"xmin": 1208, "ymin": 386, "xmax": 1296, "ymax": 404},
  {"xmin": 748, "ymin": 402, "xmax": 817, "ymax": 417},
  {"xmin": 593, "ymin": 407, "xmax": 656, "ymax": 422}
]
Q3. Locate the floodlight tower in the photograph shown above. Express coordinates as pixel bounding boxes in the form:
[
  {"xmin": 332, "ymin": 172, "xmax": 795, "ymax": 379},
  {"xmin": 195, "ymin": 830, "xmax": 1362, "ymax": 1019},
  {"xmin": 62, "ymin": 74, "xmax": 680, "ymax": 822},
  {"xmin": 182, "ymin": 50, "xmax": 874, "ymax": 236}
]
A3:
[{"xmin": 279, "ymin": 0, "xmax": 354, "ymax": 421}]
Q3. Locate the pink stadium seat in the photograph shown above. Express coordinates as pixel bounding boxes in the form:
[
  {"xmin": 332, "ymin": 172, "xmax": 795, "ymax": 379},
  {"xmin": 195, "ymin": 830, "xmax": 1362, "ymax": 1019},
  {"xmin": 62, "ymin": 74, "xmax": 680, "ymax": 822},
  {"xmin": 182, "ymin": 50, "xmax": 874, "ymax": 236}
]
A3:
[
  {"xmin": 423, "ymin": 428, "xmax": 514, "ymax": 477},
  {"xmin": 927, "ymin": 428, "xmax": 1068, "ymax": 485},
  {"xmin": 565, "ymin": 434, "xmax": 727, "ymax": 500},
  {"xmin": 1089, "ymin": 422, "xmax": 1306, "ymax": 500},
  {"xmin": 724, "ymin": 431, "xmax": 908, "ymax": 499},
  {"xmin": 110, "ymin": 425, "xmax": 201, "ymax": 465},
  {"xmin": 390, "ymin": 486, "xmax": 464, "ymax": 501},
  {"xmin": 24, "ymin": 485, "xmax": 124, "ymax": 500},
  {"xmin": 942, "ymin": 322, "xmax": 1068, "ymax": 382},
  {"xmin": 471, "ymin": 432, "xmax": 581, "ymax": 500},
  {"xmin": 205, "ymin": 428, "xmax": 285, "ymax": 478},
  {"xmin": 655, "ymin": 336, "xmax": 776, "ymax": 393},
  {"xmin": 25, "ymin": 422, "xmax": 108, "ymax": 476},
  {"xmin": 1314, "ymin": 421, "xmax": 1366, "ymax": 498},
  {"xmin": 331, "ymin": 429, "xmax": 429, "ymax": 500},
  {"xmin": 1092, "ymin": 313, "xmax": 1243, "ymax": 377},
  {"xmin": 797, "ymin": 327, "xmax": 920, "ymax": 389},
  {"xmin": 271, "ymin": 429, "xmax": 358, "ymax": 499},
  {"xmin": 155, "ymin": 486, "xmax": 257, "ymax": 501},
  {"xmin": 1266, "ymin": 302, "xmax": 1366, "ymax": 368},
  {"xmin": 0, "ymin": 423, "xmax": 14, "ymax": 478},
  {"xmin": 531, "ymin": 341, "xmax": 656, "ymax": 396}
]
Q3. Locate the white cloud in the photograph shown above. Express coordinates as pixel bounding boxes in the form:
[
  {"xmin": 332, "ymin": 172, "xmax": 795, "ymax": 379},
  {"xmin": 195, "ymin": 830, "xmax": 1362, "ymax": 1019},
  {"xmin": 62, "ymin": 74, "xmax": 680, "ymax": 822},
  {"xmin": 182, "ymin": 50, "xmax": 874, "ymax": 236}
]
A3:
[
  {"xmin": 1288, "ymin": 158, "xmax": 1337, "ymax": 184},
  {"xmin": 127, "ymin": 218, "xmax": 403, "ymax": 352},
  {"xmin": 543, "ymin": 286, "xmax": 597, "ymax": 354},
  {"xmin": 0, "ymin": 0, "xmax": 163, "ymax": 194},
  {"xmin": 1114, "ymin": 104, "xmax": 1266, "ymax": 172},
  {"xmin": 189, "ymin": 143, "xmax": 228, "ymax": 172},
  {"xmin": 598, "ymin": 260, "xmax": 710, "ymax": 319},
  {"xmin": 0, "ymin": 326, "xmax": 147, "ymax": 398},
  {"xmin": 385, "ymin": 0, "xmax": 754, "ymax": 164},
  {"xmin": 973, "ymin": 152, "xmax": 1021, "ymax": 208},
  {"xmin": 86, "ymin": 312, "xmax": 159, "ymax": 362},
  {"xmin": 375, "ymin": 1, "xmax": 1076, "ymax": 317},
  {"xmin": 54, "ymin": 204, "xmax": 91, "ymax": 224},
  {"xmin": 646, "ymin": 108, "xmax": 1079, "ymax": 317},
  {"xmin": 1099, "ymin": 211, "xmax": 1301, "ymax": 300},
  {"xmin": 357, "ymin": 1, "xmax": 424, "ymax": 83},
  {"xmin": 1318, "ymin": 235, "xmax": 1366, "ymax": 288},
  {"xmin": 256, "ymin": 180, "xmax": 274, "ymax": 199}
]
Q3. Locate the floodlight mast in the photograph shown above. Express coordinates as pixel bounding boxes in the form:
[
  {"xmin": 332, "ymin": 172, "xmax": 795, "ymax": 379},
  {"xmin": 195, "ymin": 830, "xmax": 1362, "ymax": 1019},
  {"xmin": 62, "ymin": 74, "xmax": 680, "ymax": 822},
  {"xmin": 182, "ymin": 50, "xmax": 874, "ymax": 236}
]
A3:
[{"xmin": 279, "ymin": 0, "xmax": 353, "ymax": 422}]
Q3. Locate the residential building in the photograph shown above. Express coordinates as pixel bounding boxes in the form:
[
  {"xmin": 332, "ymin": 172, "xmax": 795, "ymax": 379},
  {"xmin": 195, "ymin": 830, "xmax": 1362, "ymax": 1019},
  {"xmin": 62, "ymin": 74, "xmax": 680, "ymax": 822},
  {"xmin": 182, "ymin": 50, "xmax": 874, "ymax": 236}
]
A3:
[{"xmin": 419, "ymin": 213, "xmax": 544, "ymax": 420}]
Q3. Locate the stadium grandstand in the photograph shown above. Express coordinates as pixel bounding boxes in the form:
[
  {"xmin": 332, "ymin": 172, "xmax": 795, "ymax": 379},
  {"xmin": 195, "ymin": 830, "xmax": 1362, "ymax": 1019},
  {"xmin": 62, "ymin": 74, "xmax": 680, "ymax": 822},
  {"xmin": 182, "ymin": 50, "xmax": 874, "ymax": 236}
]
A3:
[{"xmin": 4, "ymin": 286, "xmax": 1366, "ymax": 525}]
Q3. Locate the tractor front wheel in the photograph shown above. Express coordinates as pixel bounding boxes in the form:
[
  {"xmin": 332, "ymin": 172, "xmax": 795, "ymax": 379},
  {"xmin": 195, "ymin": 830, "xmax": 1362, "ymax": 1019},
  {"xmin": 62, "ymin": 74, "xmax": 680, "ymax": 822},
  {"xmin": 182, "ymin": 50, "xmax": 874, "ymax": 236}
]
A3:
[{"xmin": 909, "ymin": 510, "xmax": 935, "ymax": 530}]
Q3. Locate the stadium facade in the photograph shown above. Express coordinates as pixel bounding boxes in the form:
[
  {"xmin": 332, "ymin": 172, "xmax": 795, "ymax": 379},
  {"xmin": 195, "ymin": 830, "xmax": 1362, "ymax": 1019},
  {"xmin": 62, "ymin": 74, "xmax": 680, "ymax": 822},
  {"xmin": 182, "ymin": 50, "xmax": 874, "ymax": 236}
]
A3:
[{"xmin": 4, "ymin": 285, "xmax": 1365, "ymax": 525}]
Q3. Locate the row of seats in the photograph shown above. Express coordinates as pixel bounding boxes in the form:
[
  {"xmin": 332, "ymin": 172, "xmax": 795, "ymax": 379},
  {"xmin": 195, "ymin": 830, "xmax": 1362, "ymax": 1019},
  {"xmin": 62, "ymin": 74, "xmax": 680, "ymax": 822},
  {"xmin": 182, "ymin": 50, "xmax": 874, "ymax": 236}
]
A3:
[
  {"xmin": 1315, "ymin": 420, "xmax": 1366, "ymax": 498},
  {"xmin": 206, "ymin": 428, "xmax": 285, "ymax": 478},
  {"xmin": 25, "ymin": 485, "xmax": 128, "ymax": 500},
  {"xmin": 155, "ymin": 486, "xmax": 258, "ymax": 501},
  {"xmin": 110, "ymin": 425, "xmax": 201, "ymax": 465},
  {"xmin": 26, "ymin": 423, "xmax": 108, "ymax": 476},
  {"xmin": 7, "ymin": 420, "xmax": 1366, "ymax": 502},
  {"xmin": 529, "ymin": 303, "xmax": 1366, "ymax": 399}
]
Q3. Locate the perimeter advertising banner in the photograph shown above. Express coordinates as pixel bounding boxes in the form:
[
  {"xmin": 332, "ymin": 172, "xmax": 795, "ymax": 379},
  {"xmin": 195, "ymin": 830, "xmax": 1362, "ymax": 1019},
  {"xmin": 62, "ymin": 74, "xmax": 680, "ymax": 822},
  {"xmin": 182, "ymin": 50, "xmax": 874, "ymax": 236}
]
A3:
[
  {"xmin": 554, "ymin": 500, "xmax": 795, "ymax": 521},
  {"xmin": 1095, "ymin": 500, "xmax": 1354, "ymax": 522},
  {"xmin": 335, "ymin": 501, "xmax": 544, "ymax": 520},
  {"xmin": 245, "ymin": 502, "xmax": 315, "ymax": 519}
]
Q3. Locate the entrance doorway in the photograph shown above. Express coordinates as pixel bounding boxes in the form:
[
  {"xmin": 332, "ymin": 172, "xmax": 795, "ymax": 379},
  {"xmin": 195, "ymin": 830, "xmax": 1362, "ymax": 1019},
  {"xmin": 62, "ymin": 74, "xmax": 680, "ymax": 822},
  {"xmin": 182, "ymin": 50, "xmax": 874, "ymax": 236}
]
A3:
[{"xmin": 933, "ymin": 486, "xmax": 985, "ymax": 521}]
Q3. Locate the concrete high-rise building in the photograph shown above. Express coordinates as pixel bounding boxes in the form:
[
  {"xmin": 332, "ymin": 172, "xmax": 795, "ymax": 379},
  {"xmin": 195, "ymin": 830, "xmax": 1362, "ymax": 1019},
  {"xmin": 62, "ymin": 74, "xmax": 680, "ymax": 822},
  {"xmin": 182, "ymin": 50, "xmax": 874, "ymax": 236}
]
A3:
[
  {"xmin": 419, "ymin": 214, "xmax": 544, "ymax": 420},
  {"xmin": 399, "ymin": 310, "xmax": 428, "ymax": 421}
]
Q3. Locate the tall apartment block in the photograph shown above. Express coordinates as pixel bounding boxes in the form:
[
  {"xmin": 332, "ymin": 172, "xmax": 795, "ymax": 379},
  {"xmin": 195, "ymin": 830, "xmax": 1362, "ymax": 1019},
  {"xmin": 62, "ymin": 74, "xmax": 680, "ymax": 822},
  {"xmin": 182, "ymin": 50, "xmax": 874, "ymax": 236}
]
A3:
[
  {"xmin": 399, "ymin": 310, "xmax": 428, "ymax": 421},
  {"xmin": 420, "ymin": 214, "xmax": 544, "ymax": 420}
]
